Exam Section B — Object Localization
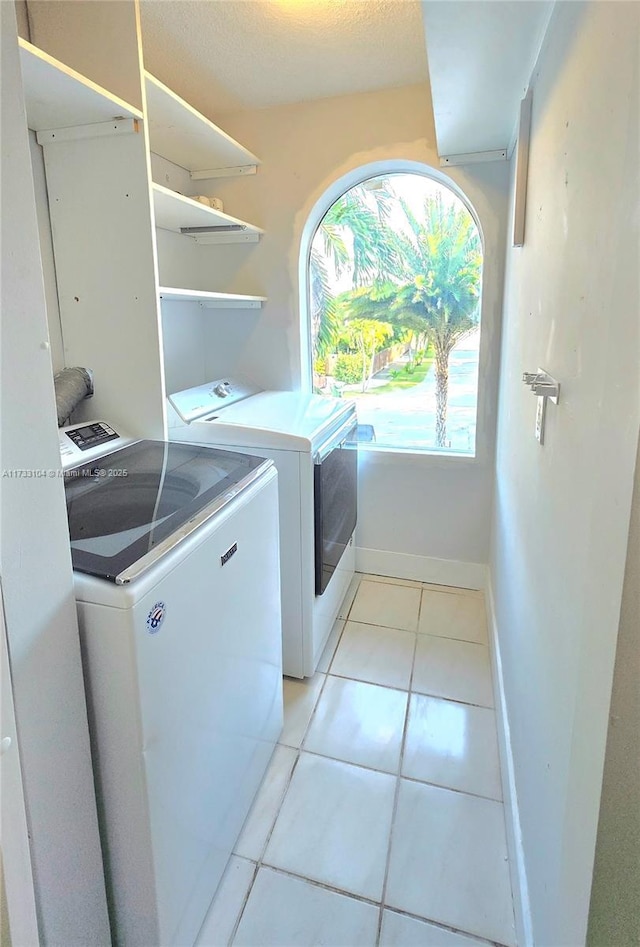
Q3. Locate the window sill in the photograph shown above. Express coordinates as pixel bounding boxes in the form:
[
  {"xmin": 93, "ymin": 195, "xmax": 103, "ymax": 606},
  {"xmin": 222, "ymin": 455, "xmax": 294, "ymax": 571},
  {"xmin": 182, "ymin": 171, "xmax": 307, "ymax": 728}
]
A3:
[{"xmin": 357, "ymin": 443, "xmax": 482, "ymax": 469}]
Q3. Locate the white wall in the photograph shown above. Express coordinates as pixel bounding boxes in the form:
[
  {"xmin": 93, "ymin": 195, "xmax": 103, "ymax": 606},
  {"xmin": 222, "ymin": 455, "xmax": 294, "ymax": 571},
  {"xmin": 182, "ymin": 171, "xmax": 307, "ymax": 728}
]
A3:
[
  {"xmin": 490, "ymin": 3, "xmax": 640, "ymax": 944},
  {"xmin": 0, "ymin": 4, "xmax": 110, "ymax": 942},
  {"xmin": 26, "ymin": 0, "xmax": 144, "ymax": 110},
  {"xmin": 14, "ymin": 1, "xmax": 29, "ymax": 40},
  {"xmin": 175, "ymin": 83, "xmax": 509, "ymax": 573}
]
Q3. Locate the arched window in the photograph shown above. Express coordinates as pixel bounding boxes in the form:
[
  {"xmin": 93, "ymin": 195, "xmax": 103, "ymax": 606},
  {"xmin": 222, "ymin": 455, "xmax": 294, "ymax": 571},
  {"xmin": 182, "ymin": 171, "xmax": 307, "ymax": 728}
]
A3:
[{"xmin": 303, "ymin": 169, "xmax": 483, "ymax": 455}]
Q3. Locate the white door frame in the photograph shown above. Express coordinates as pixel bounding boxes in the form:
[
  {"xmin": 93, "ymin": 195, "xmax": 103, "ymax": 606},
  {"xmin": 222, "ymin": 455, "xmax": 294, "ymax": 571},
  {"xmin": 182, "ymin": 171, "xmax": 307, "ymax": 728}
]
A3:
[{"xmin": 1, "ymin": 583, "xmax": 40, "ymax": 946}]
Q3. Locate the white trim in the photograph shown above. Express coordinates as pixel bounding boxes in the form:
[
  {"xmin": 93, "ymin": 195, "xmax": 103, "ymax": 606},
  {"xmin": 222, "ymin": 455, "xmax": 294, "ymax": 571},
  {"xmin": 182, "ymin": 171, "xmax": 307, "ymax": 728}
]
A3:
[
  {"xmin": 158, "ymin": 287, "xmax": 265, "ymax": 307},
  {"xmin": 190, "ymin": 165, "xmax": 257, "ymax": 181},
  {"xmin": 440, "ymin": 149, "xmax": 507, "ymax": 167},
  {"xmin": 355, "ymin": 546, "xmax": 486, "ymax": 590},
  {"xmin": 1, "ymin": 585, "xmax": 39, "ymax": 946},
  {"xmin": 192, "ymin": 232, "xmax": 261, "ymax": 246},
  {"xmin": 512, "ymin": 90, "xmax": 533, "ymax": 248},
  {"xmin": 485, "ymin": 575, "xmax": 534, "ymax": 947},
  {"xmin": 36, "ymin": 117, "xmax": 138, "ymax": 145}
]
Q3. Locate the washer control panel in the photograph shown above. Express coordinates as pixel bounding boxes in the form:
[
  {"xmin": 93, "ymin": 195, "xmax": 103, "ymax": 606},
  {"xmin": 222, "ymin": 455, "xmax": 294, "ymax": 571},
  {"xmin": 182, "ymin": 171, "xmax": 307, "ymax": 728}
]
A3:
[
  {"xmin": 59, "ymin": 421, "xmax": 132, "ymax": 469},
  {"xmin": 64, "ymin": 421, "xmax": 118, "ymax": 451}
]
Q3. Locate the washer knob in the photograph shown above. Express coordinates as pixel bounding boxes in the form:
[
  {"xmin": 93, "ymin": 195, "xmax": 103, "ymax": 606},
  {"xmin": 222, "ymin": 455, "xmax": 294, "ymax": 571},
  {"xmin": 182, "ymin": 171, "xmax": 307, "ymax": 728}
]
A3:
[{"xmin": 213, "ymin": 384, "xmax": 229, "ymax": 398}]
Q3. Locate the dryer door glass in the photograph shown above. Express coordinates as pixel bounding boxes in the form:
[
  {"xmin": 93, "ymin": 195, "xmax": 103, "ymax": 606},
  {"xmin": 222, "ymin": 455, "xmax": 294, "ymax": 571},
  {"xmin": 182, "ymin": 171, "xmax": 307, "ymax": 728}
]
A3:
[{"xmin": 314, "ymin": 423, "xmax": 357, "ymax": 595}]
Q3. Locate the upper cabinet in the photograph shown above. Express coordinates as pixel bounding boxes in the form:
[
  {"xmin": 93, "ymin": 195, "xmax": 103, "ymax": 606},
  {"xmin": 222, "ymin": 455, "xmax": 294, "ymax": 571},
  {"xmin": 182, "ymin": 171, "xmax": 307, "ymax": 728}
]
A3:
[
  {"xmin": 144, "ymin": 72, "xmax": 259, "ymax": 178},
  {"xmin": 19, "ymin": 39, "xmax": 143, "ymax": 132}
]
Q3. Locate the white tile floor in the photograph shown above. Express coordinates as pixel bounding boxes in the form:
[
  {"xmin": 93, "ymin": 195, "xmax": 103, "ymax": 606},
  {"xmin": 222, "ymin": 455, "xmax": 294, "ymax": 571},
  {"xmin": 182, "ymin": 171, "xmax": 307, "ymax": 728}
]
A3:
[{"xmin": 197, "ymin": 574, "xmax": 516, "ymax": 947}]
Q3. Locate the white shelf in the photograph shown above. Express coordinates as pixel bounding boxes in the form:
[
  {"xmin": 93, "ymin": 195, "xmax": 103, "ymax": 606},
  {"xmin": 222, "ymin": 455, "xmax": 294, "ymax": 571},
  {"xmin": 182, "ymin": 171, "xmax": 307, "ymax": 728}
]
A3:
[
  {"xmin": 18, "ymin": 38, "xmax": 143, "ymax": 132},
  {"xmin": 152, "ymin": 183, "xmax": 263, "ymax": 243},
  {"xmin": 159, "ymin": 287, "xmax": 266, "ymax": 309},
  {"xmin": 145, "ymin": 72, "xmax": 260, "ymax": 175}
]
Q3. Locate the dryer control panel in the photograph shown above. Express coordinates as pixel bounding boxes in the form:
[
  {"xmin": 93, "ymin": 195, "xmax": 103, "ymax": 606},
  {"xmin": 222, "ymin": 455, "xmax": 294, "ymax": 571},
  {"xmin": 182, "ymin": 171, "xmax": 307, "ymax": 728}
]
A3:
[{"xmin": 168, "ymin": 376, "xmax": 262, "ymax": 424}]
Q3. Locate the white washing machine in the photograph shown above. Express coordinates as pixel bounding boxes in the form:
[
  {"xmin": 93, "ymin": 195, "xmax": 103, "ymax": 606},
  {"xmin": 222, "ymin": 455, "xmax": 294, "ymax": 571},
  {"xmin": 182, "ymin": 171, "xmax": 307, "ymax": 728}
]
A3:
[
  {"xmin": 60, "ymin": 422, "xmax": 283, "ymax": 946},
  {"xmin": 167, "ymin": 380, "xmax": 358, "ymax": 678}
]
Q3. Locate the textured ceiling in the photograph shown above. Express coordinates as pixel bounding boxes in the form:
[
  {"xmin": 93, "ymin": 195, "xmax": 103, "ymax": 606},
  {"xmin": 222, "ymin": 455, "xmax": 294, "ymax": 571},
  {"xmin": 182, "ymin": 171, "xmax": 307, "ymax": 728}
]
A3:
[{"xmin": 139, "ymin": 0, "xmax": 429, "ymax": 117}]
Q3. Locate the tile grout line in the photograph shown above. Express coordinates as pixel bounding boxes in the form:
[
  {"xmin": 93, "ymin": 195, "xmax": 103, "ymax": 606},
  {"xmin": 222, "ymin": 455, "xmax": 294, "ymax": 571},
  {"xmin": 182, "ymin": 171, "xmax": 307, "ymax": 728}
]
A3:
[
  {"xmin": 229, "ymin": 744, "xmax": 306, "ymax": 943},
  {"xmin": 231, "ymin": 575, "xmax": 496, "ymax": 945},
  {"xmin": 338, "ymin": 575, "xmax": 361, "ymax": 623},
  {"xmin": 258, "ymin": 604, "xmax": 394, "ymax": 944},
  {"xmin": 255, "ymin": 862, "xmax": 383, "ymax": 910},
  {"xmin": 362, "ymin": 572, "xmax": 482, "ymax": 594},
  {"xmin": 225, "ymin": 857, "xmax": 260, "ymax": 947},
  {"xmin": 298, "ymin": 669, "xmax": 331, "ymax": 753},
  {"xmin": 245, "ymin": 570, "xmax": 358, "ymax": 924},
  {"xmin": 325, "ymin": 666, "xmax": 494, "ymax": 709},
  {"xmin": 244, "ymin": 666, "xmax": 332, "ymax": 867},
  {"xmin": 254, "ymin": 747, "xmax": 303, "ymax": 864},
  {"xmin": 228, "ymin": 746, "xmax": 304, "ymax": 943},
  {"xmin": 359, "ymin": 573, "xmax": 482, "ymax": 596},
  {"xmin": 380, "ymin": 902, "xmax": 508, "ymax": 947},
  {"xmin": 274, "ymin": 742, "xmax": 505, "ymax": 803},
  {"xmin": 322, "ymin": 615, "xmax": 349, "ymax": 675},
  {"xmin": 325, "ymin": 667, "xmax": 413, "ymax": 695},
  {"xmin": 408, "ymin": 686, "xmax": 494, "ymax": 710},
  {"xmin": 375, "ymin": 596, "xmax": 421, "ymax": 945},
  {"xmin": 396, "ymin": 769, "xmax": 504, "ymax": 804},
  {"xmin": 419, "ymin": 630, "xmax": 490, "ymax": 648},
  {"xmin": 375, "ymin": 583, "xmax": 508, "ymax": 946},
  {"xmin": 229, "ymin": 622, "xmax": 343, "ymax": 941},
  {"xmin": 246, "ymin": 862, "xmax": 509, "ymax": 947},
  {"xmin": 359, "ymin": 574, "xmax": 424, "ymax": 590},
  {"xmin": 341, "ymin": 617, "xmax": 489, "ymax": 648}
]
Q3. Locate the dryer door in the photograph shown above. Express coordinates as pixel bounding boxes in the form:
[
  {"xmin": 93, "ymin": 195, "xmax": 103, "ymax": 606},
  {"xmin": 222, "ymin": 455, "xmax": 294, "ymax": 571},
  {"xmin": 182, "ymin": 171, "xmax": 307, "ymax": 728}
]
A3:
[{"xmin": 313, "ymin": 420, "xmax": 358, "ymax": 595}]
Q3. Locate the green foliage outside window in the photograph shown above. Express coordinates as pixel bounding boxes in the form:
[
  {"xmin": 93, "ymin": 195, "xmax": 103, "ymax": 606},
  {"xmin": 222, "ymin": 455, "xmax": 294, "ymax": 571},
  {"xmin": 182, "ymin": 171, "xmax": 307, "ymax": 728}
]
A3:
[{"xmin": 333, "ymin": 354, "xmax": 362, "ymax": 385}]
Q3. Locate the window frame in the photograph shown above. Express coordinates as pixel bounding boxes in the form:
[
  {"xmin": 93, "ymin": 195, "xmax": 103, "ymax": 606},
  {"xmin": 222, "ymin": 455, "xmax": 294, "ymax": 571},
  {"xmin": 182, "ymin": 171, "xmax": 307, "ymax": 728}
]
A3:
[{"xmin": 298, "ymin": 160, "xmax": 488, "ymax": 463}]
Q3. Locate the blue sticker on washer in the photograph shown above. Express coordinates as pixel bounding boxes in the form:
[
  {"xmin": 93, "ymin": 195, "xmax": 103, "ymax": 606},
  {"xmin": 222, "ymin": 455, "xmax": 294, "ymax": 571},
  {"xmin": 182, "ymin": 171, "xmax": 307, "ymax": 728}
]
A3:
[{"xmin": 146, "ymin": 602, "xmax": 166, "ymax": 633}]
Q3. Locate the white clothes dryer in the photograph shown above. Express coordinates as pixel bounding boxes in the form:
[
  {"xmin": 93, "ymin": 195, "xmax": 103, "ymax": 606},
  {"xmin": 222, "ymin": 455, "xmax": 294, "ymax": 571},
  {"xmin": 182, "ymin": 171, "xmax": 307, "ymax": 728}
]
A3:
[{"xmin": 167, "ymin": 381, "xmax": 358, "ymax": 678}]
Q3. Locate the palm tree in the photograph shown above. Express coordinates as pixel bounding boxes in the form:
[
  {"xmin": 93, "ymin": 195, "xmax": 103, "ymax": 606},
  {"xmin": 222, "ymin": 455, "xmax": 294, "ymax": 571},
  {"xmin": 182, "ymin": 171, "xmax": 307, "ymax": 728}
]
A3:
[
  {"xmin": 335, "ymin": 193, "xmax": 482, "ymax": 447},
  {"xmin": 309, "ymin": 181, "xmax": 396, "ymax": 359},
  {"xmin": 393, "ymin": 195, "xmax": 481, "ymax": 446},
  {"xmin": 309, "ymin": 244, "xmax": 341, "ymax": 359},
  {"xmin": 321, "ymin": 181, "xmax": 399, "ymax": 287}
]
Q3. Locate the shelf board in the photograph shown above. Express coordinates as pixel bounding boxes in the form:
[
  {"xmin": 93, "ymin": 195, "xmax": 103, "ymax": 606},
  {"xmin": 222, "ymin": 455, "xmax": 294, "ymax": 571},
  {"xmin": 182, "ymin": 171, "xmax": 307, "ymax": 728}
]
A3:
[
  {"xmin": 152, "ymin": 183, "xmax": 263, "ymax": 242},
  {"xmin": 145, "ymin": 72, "xmax": 260, "ymax": 175},
  {"xmin": 18, "ymin": 38, "xmax": 143, "ymax": 132},
  {"xmin": 158, "ymin": 287, "xmax": 266, "ymax": 309}
]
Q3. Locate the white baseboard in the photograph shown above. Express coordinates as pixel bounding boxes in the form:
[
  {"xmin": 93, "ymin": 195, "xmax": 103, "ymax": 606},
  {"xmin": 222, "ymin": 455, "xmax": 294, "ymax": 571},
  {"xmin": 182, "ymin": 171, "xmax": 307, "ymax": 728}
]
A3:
[
  {"xmin": 355, "ymin": 547, "xmax": 486, "ymax": 590},
  {"xmin": 485, "ymin": 576, "xmax": 533, "ymax": 947}
]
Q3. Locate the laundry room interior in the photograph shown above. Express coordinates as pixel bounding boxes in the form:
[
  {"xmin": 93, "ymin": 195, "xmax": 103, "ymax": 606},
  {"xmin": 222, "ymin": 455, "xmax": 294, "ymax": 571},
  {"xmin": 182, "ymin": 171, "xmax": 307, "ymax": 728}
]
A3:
[{"xmin": 1, "ymin": 2, "xmax": 638, "ymax": 947}]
